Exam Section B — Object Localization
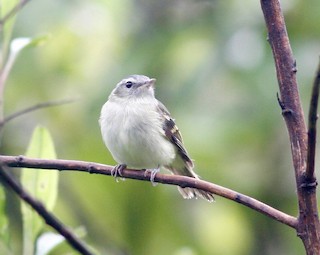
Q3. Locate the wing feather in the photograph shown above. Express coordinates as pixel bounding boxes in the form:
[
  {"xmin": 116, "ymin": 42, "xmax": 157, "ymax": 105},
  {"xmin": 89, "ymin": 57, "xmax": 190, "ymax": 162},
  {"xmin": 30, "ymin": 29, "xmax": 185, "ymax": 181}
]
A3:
[{"xmin": 157, "ymin": 100, "xmax": 194, "ymax": 168}]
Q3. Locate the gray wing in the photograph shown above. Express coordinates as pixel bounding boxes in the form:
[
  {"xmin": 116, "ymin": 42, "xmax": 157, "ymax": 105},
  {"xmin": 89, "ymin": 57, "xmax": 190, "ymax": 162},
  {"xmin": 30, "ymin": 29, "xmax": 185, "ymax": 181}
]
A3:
[
  {"xmin": 157, "ymin": 100, "xmax": 214, "ymax": 202},
  {"xmin": 156, "ymin": 100, "xmax": 194, "ymax": 167}
]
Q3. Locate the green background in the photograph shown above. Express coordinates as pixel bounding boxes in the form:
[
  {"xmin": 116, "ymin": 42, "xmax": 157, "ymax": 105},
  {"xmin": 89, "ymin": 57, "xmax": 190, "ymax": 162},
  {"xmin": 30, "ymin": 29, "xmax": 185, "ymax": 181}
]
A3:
[{"xmin": 2, "ymin": 0, "xmax": 320, "ymax": 254}]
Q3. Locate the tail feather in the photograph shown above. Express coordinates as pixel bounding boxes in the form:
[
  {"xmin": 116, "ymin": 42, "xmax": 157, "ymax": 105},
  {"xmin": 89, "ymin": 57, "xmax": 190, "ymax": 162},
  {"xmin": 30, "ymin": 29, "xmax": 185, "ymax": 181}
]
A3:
[
  {"xmin": 168, "ymin": 164, "xmax": 214, "ymax": 202},
  {"xmin": 178, "ymin": 186, "xmax": 215, "ymax": 202},
  {"xmin": 160, "ymin": 110, "xmax": 213, "ymax": 201}
]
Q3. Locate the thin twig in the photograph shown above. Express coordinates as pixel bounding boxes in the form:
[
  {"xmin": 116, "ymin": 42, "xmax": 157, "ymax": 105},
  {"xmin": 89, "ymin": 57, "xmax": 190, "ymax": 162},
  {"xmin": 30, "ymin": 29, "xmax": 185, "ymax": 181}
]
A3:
[
  {"xmin": 306, "ymin": 59, "xmax": 320, "ymax": 182},
  {"xmin": 0, "ymin": 0, "xmax": 31, "ymax": 27},
  {"xmin": 0, "ymin": 98, "xmax": 77, "ymax": 128},
  {"xmin": 0, "ymin": 155, "xmax": 298, "ymax": 229},
  {"xmin": 0, "ymin": 0, "xmax": 32, "ymax": 122},
  {"xmin": 0, "ymin": 164, "xmax": 95, "ymax": 255}
]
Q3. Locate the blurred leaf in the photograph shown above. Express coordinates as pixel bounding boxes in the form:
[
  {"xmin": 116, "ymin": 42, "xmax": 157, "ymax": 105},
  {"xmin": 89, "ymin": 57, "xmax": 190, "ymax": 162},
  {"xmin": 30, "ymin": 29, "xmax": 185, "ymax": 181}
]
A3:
[
  {"xmin": 36, "ymin": 227, "xmax": 87, "ymax": 255},
  {"xmin": 0, "ymin": 186, "xmax": 10, "ymax": 253},
  {"xmin": 35, "ymin": 232, "xmax": 64, "ymax": 255},
  {"xmin": 9, "ymin": 34, "xmax": 50, "ymax": 59},
  {"xmin": 25, "ymin": 34, "xmax": 52, "ymax": 48},
  {"xmin": 21, "ymin": 126, "xmax": 58, "ymax": 255},
  {"xmin": 7, "ymin": 34, "xmax": 51, "ymax": 55},
  {"xmin": 0, "ymin": 0, "xmax": 20, "ymax": 17},
  {"xmin": 0, "ymin": 35, "xmax": 51, "ymax": 96},
  {"xmin": 0, "ymin": 0, "xmax": 20, "ymax": 64},
  {"xmin": 9, "ymin": 37, "xmax": 31, "ymax": 55},
  {"xmin": 0, "ymin": 186, "xmax": 8, "ymax": 239}
]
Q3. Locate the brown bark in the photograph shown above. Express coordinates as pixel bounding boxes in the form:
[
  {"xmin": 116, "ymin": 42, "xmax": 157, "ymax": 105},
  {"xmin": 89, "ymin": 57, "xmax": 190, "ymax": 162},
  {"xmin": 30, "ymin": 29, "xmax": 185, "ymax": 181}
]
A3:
[
  {"xmin": 0, "ymin": 155, "xmax": 297, "ymax": 228},
  {"xmin": 260, "ymin": 0, "xmax": 320, "ymax": 253}
]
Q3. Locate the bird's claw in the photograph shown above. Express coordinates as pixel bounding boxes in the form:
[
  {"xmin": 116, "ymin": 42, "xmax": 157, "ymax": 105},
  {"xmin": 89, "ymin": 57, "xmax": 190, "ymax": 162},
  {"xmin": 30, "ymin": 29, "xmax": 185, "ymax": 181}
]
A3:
[
  {"xmin": 111, "ymin": 164, "xmax": 126, "ymax": 180},
  {"xmin": 144, "ymin": 167, "xmax": 160, "ymax": 186}
]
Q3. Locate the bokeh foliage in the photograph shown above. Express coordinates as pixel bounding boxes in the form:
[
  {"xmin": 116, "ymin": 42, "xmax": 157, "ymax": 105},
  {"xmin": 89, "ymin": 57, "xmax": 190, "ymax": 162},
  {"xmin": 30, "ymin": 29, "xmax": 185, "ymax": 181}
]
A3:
[{"xmin": 1, "ymin": 0, "xmax": 320, "ymax": 254}]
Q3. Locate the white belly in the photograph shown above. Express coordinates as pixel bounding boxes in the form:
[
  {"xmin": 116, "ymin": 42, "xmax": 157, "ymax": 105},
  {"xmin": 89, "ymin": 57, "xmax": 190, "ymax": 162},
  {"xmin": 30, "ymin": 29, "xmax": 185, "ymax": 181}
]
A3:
[{"xmin": 99, "ymin": 99, "xmax": 176, "ymax": 169}]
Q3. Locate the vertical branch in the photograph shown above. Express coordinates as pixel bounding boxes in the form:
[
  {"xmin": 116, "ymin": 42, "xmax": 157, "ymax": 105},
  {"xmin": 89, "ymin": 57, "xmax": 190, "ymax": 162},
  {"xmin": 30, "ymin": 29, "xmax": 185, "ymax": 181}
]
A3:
[
  {"xmin": 260, "ymin": 0, "xmax": 320, "ymax": 254},
  {"xmin": 306, "ymin": 61, "xmax": 320, "ymax": 181},
  {"xmin": 0, "ymin": 0, "xmax": 31, "ymax": 124},
  {"xmin": 261, "ymin": 0, "xmax": 308, "ymax": 179}
]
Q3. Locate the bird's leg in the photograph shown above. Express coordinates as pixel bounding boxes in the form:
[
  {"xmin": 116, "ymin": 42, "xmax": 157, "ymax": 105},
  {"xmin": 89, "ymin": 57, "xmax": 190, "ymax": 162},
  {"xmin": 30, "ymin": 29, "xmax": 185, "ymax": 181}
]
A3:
[
  {"xmin": 111, "ymin": 164, "xmax": 126, "ymax": 178},
  {"xmin": 144, "ymin": 166, "xmax": 160, "ymax": 186}
]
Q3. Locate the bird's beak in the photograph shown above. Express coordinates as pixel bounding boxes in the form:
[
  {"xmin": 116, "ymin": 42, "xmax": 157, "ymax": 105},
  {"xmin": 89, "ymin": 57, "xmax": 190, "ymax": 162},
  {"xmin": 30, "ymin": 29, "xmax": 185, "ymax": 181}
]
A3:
[
  {"xmin": 149, "ymin": 78, "xmax": 156, "ymax": 84},
  {"xmin": 137, "ymin": 78, "xmax": 156, "ymax": 89},
  {"xmin": 148, "ymin": 78, "xmax": 156, "ymax": 87}
]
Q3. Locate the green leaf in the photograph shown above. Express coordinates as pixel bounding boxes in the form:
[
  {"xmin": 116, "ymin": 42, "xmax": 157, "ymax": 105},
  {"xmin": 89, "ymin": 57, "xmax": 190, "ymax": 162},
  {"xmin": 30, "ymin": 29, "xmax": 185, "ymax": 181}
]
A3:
[
  {"xmin": 0, "ymin": 0, "xmax": 20, "ymax": 66},
  {"xmin": 0, "ymin": 35, "xmax": 51, "ymax": 90},
  {"xmin": 0, "ymin": 187, "xmax": 8, "ymax": 240},
  {"xmin": 36, "ymin": 232, "xmax": 65, "ymax": 255},
  {"xmin": 25, "ymin": 34, "xmax": 52, "ymax": 48},
  {"xmin": 21, "ymin": 126, "xmax": 58, "ymax": 255},
  {"xmin": 10, "ymin": 34, "xmax": 51, "ymax": 52},
  {"xmin": 36, "ymin": 227, "xmax": 87, "ymax": 255},
  {"xmin": 0, "ymin": 186, "xmax": 10, "ymax": 254},
  {"xmin": 0, "ymin": 0, "xmax": 20, "ymax": 17}
]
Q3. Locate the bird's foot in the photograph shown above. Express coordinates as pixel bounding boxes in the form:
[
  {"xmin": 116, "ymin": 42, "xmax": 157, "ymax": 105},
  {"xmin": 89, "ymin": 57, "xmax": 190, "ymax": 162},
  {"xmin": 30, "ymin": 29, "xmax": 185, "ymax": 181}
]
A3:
[
  {"xmin": 111, "ymin": 164, "xmax": 126, "ymax": 181},
  {"xmin": 144, "ymin": 167, "xmax": 160, "ymax": 186}
]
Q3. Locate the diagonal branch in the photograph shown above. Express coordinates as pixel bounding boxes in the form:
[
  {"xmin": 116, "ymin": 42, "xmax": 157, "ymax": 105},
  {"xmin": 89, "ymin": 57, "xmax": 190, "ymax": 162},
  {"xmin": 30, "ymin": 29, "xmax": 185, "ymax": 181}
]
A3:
[
  {"xmin": 0, "ymin": 155, "xmax": 298, "ymax": 229},
  {"xmin": 0, "ymin": 98, "xmax": 76, "ymax": 128},
  {"xmin": 306, "ymin": 60, "xmax": 320, "ymax": 182},
  {"xmin": 0, "ymin": 0, "xmax": 31, "ymax": 27},
  {"xmin": 0, "ymin": 164, "xmax": 94, "ymax": 255}
]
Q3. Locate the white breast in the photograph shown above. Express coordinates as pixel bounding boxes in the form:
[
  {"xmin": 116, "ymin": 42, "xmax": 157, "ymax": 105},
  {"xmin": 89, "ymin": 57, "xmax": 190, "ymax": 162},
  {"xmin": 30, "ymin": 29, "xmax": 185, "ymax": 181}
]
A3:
[{"xmin": 99, "ymin": 98, "xmax": 176, "ymax": 169}]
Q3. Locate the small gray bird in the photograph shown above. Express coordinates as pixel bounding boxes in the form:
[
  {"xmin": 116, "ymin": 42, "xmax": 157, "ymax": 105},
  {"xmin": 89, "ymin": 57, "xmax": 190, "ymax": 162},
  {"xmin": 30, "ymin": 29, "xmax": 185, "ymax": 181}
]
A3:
[{"xmin": 99, "ymin": 74, "xmax": 214, "ymax": 202}]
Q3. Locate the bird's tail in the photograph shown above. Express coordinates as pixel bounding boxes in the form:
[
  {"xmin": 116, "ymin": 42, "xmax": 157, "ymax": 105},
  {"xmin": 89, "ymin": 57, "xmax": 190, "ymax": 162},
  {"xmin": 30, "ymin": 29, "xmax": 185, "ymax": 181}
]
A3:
[
  {"xmin": 177, "ymin": 185, "xmax": 215, "ymax": 202},
  {"xmin": 169, "ymin": 163, "xmax": 214, "ymax": 202}
]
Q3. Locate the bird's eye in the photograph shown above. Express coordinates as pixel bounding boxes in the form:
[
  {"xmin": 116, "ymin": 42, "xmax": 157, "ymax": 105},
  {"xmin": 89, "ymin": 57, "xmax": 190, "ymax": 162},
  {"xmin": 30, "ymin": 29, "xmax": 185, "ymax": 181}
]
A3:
[{"xmin": 125, "ymin": 81, "xmax": 133, "ymax": 88}]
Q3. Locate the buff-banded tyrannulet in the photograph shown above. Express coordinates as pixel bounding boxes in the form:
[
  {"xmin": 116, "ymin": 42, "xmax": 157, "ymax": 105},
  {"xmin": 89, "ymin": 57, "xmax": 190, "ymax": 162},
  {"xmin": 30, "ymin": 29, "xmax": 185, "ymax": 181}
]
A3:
[{"xmin": 99, "ymin": 74, "xmax": 214, "ymax": 202}]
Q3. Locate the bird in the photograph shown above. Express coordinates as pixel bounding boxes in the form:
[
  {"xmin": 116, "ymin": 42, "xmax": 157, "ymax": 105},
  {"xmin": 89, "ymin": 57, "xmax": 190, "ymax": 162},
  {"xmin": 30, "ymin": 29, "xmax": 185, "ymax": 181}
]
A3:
[{"xmin": 99, "ymin": 74, "xmax": 214, "ymax": 202}]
